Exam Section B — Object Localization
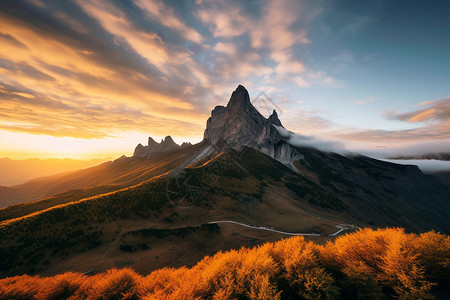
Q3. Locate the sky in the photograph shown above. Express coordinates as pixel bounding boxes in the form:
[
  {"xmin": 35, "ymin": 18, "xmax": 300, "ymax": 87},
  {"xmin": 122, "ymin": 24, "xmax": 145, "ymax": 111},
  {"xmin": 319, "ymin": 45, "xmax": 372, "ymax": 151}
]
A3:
[{"xmin": 0, "ymin": 0, "xmax": 449, "ymax": 159}]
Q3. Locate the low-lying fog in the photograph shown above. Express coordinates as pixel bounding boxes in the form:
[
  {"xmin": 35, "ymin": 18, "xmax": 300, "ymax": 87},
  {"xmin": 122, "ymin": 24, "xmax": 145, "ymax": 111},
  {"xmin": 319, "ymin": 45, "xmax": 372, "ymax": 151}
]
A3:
[{"xmin": 380, "ymin": 159, "xmax": 450, "ymax": 173}]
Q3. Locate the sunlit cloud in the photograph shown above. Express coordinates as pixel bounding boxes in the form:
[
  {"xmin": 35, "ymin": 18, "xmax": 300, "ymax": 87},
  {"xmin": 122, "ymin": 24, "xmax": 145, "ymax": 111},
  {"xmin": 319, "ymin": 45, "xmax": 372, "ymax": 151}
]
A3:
[
  {"xmin": 0, "ymin": 0, "xmax": 447, "ymax": 159},
  {"xmin": 386, "ymin": 97, "xmax": 450, "ymax": 123},
  {"xmin": 329, "ymin": 97, "xmax": 450, "ymax": 155},
  {"xmin": 76, "ymin": 0, "xmax": 169, "ymax": 70}
]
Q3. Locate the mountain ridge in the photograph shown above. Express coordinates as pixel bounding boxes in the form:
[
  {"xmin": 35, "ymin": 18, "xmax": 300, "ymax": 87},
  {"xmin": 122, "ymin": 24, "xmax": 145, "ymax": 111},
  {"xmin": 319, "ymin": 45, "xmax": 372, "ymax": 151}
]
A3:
[
  {"xmin": 203, "ymin": 85, "xmax": 304, "ymax": 165},
  {"xmin": 0, "ymin": 84, "xmax": 449, "ymax": 278}
]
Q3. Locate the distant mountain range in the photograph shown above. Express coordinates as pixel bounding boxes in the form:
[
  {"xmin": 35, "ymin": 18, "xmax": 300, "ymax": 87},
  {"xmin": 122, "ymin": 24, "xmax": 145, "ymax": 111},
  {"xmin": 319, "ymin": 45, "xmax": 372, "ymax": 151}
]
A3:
[
  {"xmin": 0, "ymin": 85, "xmax": 449, "ymax": 278},
  {"xmin": 0, "ymin": 158, "xmax": 106, "ymax": 186}
]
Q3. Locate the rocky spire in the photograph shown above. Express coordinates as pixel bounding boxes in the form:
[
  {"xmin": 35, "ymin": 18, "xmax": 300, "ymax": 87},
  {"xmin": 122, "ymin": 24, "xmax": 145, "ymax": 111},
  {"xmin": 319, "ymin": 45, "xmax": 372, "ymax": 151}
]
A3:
[
  {"xmin": 159, "ymin": 136, "xmax": 179, "ymax": 152},
  {"xmin": 181, "ymin": 142, "xmax": 192, "ymax": 148},
  {"xmin": 133, "ymin": 136, "xmax": 183, "ymax": 157},
  {"xmin": 227, "ymin": 85, "xmax": 251, "ymax": 111},
  {"xmin": 148, "ymin": 137, "xmax": 158, "ymax": 147},
  {"xmin": 133, "ymin": 143, "xmax": 146, "ymax": 157},
  {"xmin": 161, "ymin": 136, "xmax": 176, "ymax": 145},
  {"xmin": 203, "ymin": 85, "xmax": 303, "ymax": 164},
  {"xmin": 268, "ymin": 110, "xmax": 283, "ymax": 127}
]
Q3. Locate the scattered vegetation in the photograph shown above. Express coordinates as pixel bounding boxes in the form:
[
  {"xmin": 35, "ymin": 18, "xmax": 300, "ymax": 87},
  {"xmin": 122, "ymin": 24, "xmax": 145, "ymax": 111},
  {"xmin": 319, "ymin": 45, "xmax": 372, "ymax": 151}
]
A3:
[
  {"xmin": 0, "ymin": 178, "xmax": 169, "ymax": 275},
  {"xmin": 120, "ymin": 224, "xmax": 220, "ymax": 252},
  {"xmin": 1, "ymin": 228, "xmax": 448, "ymax": 299},
  {"xmin": 0, "ymin": 185, "xmax": 118, "ymax": 222}
]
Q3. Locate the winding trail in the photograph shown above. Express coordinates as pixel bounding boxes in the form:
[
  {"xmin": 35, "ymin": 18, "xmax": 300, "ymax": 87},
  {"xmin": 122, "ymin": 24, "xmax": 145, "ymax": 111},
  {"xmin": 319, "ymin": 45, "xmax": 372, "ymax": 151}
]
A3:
[
  {"xmin": 330, "ymin": 228, "xmax": 346, "ymax": 236},
  {"xmin": 208, "ymin": 221, "xmax": 357, "ymax": 237},
  {"xmin": 209, "ymin": 220, "xmax": 320, "ymax": 236}
]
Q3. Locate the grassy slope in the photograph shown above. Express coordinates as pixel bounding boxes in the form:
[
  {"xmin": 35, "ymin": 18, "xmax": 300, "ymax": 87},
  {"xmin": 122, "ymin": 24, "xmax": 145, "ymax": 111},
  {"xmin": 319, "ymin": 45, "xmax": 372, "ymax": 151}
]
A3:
[
  {"xmin": 0, "ymin": 148, "xmax": 348, "ymax": 277},
  {"xmin": 0, "ymin": 143, "xmax": 206, "ymax": 219},
  {"xmin": 0, "ymin": 146, "xmax": 448, "ymax": 278}
]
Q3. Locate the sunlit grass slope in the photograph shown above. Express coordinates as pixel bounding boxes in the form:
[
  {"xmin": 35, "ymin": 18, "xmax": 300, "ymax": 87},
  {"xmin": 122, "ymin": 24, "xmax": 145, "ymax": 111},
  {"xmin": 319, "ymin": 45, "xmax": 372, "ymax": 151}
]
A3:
[{"xmin": 0, "ymin": 228, "xmax": 448, "ymax": 299}]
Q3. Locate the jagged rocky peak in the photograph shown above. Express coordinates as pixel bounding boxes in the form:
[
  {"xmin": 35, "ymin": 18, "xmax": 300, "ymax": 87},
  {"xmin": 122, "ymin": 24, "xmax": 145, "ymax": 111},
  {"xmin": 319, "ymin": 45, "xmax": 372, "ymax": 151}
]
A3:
[
  {"xmin": 268, "ymin": 110, "xmax": 283, "ymax": 127},
  {"xmin": 228, "ymin": 84, "xmax": 251, "ymax": 110},
  {"xmin": 204, "ymin": 85, "xmax": 303, "ymax": 164},
  {"xmin": 148, "ymin": 137, "xmax": 158, "ymax": 147},
  {"xmin": 161, "ymin": 135, "xmax": 176, "ymax": 145},
  {"xmin": 133, "ymin": 135, "xmax": 186, "ymax": 157},
  {"xmin": 159, "ymin": 136, "xmax": 179, "ymax": 152},
  {"xmin": 133, "ymin": 143, "xmax": 147, "ymax": 157},
  {"xmin": 181, "ymin": 142, "xmax": 192, "ymax": 148}
]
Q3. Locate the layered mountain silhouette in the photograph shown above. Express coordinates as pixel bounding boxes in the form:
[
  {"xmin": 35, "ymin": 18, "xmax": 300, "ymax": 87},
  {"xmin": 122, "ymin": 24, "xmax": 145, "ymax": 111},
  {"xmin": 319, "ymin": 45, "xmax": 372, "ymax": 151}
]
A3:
[
  {"xmin": 133, "ymin": 136, "xmax": 192, "ymax": 157},
  {"xmin": 0, "ymin": 85, "xmax": 449, "ymax": 277}
]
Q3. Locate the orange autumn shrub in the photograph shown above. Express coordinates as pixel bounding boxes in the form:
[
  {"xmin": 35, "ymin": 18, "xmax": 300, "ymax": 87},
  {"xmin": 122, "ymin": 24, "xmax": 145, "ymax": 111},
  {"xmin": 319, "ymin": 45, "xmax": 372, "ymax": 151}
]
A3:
[
  {"xmin": 379, "ymin": 229, "xmax": 434, "ymax": 299},
  {"xmin": 0, "ymin": 274, "xmax": 43, "ymax": 299},
  {"xmin": 262, "ymin": 236, "xmax": 339, "ymax": 299},
  {"xmin": 0, "ymin": 228, "xmax": 448, "ymax": 299},
  {"xmin": 37, "ymin": 271, "xmax": 89, "ymax": 300},
  {"xmin": 321, "ymin": 228, "xmax": 437, "ymax": 299},
  {"xmin": 139, "ymin": 267, "xmax": 198, "ymax": 300},
  {"xmin": 89, "ymin": 268, "xmax": 141, "ymax": 300},
  {"xmin": 413, "ymin": 231, "xmax": 450, "ymax": 286},
  {"xmin": 194, "ymin": 247, "xmax": 280, "ymax": 299}
]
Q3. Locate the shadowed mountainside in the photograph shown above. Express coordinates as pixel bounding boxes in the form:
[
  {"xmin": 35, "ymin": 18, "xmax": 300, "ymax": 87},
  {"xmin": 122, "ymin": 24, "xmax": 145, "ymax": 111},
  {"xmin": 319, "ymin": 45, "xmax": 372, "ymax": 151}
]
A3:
[
  {"xmin": 0, "ymin": 85, "xmax": 448, "ymax": 279},
  {"xmin": 0, "ymin": 145, "xmax": 449, "ymax": 277}
]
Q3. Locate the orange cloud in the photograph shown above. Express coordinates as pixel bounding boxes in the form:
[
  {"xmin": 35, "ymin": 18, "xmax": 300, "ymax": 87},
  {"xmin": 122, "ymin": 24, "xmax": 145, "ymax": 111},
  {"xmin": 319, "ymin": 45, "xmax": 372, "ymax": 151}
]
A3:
[
  {"xmin": 0, "ymin": 4, "xmax": 209, "ymax": 142},
  {"xmin": 408, "ymin": 108, "xmax": 437, "ymax": 122},
  {"xmin": 388, "ymin": 97, "xmax": 450, "ymax": 124},
  {"xmin": 76, "ymin": 1, "xmax": 169, "ymax": 70}
]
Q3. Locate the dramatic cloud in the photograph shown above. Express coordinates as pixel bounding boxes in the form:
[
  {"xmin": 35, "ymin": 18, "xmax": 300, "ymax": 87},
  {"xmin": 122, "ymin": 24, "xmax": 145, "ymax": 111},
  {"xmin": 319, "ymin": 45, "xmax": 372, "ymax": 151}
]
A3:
[
  {"xmin": 386, "ymin": 97, "xmax": 450, "ymax": 123},
  {"xmin": 0, "ymin": 0, "xmax": 448, "ymax": 159},
  {"xmin": 342, "ymin": 97, "xmax": 450, "ymax": 143},
  {"xmin": 0, "ymin": 0, "xmax": 330, "ymax": 142}
]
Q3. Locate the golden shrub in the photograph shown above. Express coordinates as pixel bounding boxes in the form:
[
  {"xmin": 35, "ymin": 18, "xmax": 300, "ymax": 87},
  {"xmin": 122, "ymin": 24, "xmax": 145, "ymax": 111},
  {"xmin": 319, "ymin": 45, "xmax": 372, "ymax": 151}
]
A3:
[{"xmin": 0, "ymin": 228, "xmax": 449, "ymax": 299}]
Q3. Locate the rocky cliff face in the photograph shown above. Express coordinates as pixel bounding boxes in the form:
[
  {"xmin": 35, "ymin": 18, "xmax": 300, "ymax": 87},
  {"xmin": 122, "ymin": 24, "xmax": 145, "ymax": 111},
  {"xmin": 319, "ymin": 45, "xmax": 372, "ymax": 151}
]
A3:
[
  {"xmin": 204, "ymin": 85, "xmax": 303, "ymax": 164},
  {"xmin": 134, "ymin": 85, "xmax": 303, "ymax": 164},
  {"xmin": 133, "ymin": 136, "xmax": 181, "ymax": 157}
]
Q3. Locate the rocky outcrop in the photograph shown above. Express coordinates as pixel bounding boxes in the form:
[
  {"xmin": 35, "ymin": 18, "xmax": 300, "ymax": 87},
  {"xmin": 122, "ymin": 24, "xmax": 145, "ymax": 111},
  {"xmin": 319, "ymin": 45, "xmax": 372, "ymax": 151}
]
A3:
[
  {"xmin": 133, "ymin": 143, "xmax": 147, "ymax": 157},
  {"xmin": 181, "ymin": 142, "xmax": 192, "ymax": 148},
  {"xmin": 133, "ymin": 136, "xmax": 183, "ymax": 157},
  {"xmin": 158, "ymin": 136, "xmax": 179, "ymax": 152},
  {"xmin": 204, "ymin": 85, "xmax": 303, "ymax": 164},
  {"xmin": 148, "ymin": 137, "xmax": 159, "ymax": 148},
  {"xmin": 134, "ymin": 85, "xmax": 303, "ymax": 164}
]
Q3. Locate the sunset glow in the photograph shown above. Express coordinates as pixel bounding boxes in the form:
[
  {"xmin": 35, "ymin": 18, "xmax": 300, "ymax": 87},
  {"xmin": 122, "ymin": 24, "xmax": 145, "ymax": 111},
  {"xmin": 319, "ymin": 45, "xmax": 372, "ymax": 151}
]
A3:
[{"xmin": 0, "ymin": 0, "xmax": 449, "ymax": 159}]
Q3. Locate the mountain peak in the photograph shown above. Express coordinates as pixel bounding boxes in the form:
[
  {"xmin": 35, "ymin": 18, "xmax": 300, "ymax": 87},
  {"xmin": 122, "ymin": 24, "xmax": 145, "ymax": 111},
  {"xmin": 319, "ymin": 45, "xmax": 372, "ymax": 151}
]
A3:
[
  {"xmin": 204, "ymin": 85, "xmax": 303, "ymax": 164},
  {"xmin": 268, "ymin": 110, "xmax": 283, "ymax": 127},
  {"xmin": 133, "ymin": 135, "xmax": 182, "ymax": 157},
  {"xmin": 227, "ymin": 85, "xmax": 251, "ymax": 110},
  {"xmin": 148, "ymin": 137, "xmax": 158, "ymax": 147},
  {"xmin": 162, "ymin": 136, "xmax": 175, "ymax": 144}
]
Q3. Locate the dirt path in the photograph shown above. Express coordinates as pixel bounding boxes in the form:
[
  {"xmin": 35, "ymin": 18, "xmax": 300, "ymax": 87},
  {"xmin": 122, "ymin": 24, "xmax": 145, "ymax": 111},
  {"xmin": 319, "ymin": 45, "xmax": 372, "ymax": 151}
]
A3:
[{"xmin": 208, "ymin": 220, "xmax": 357, "ymax": 236}]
